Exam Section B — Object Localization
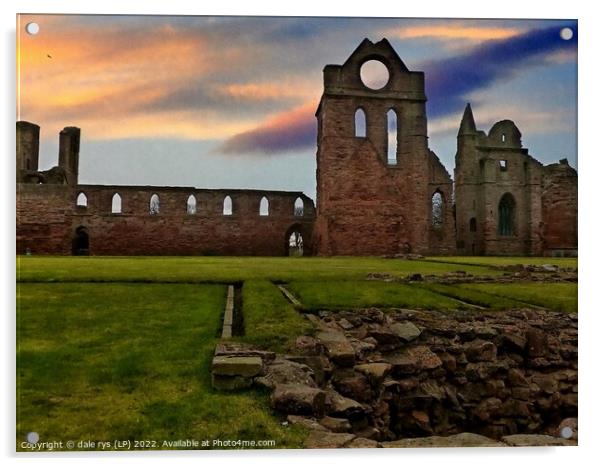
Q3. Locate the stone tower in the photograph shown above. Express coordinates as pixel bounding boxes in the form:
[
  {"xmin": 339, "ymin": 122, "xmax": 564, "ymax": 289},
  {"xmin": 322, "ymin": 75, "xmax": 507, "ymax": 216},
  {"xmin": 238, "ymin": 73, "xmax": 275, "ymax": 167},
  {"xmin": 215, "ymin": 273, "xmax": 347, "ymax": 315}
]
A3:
[
  {"xmin": 58, "ymin": 126, "xmax": 81, "ymax": 185},
  {"xmin": 454, "ymin": 104, "xmax": 546, "ymax": 255},
  {"xmin": 312, "ymin": 38, "xmax": 454, "ymax": 256}
]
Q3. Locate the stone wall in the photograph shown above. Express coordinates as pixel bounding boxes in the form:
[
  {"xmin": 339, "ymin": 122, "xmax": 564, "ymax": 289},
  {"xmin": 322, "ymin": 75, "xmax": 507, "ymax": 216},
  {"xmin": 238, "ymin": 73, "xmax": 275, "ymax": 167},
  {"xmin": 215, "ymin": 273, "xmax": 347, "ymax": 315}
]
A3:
[
  {"xmin": 313, "ymin": 39, "xmax": 455, "ymax": 256},
  {"xmin": 244, "ymin": 307, "xmax": 577, "ymax": 443},
  {"xmin": 17, "ymin": 183, "xmax": 315, "ymax": 256},
  {"xmin": 542, "ymin": 161, "xmax": 578, "ymax": 256},
  {"xmin": 16, "ymin": 183, "xmax": 74, "ymax": 255}
]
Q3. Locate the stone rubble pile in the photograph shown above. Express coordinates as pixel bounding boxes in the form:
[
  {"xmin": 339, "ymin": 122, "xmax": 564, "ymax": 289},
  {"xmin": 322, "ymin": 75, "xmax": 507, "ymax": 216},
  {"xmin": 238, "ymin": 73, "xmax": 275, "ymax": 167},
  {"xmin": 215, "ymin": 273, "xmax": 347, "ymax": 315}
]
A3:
[{"xmin": 211, "ymin": 308, "xmax": 577, "ymax": 448}]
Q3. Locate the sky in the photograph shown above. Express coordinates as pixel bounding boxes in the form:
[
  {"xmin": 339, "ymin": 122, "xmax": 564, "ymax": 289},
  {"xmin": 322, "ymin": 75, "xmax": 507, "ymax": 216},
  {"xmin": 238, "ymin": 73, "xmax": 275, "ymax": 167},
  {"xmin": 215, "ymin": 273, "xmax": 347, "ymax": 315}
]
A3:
[{"xmin": 17, "ymin": 15, "xmax": 577, "ymax": 200}]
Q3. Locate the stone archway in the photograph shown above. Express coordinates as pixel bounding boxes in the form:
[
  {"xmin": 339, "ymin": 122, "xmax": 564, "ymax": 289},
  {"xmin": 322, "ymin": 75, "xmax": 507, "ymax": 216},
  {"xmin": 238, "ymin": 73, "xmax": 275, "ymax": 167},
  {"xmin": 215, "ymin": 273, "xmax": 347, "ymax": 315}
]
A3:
[{"xmin": 72, "ymin": 226, "xmax": 89, "ymax": 256}]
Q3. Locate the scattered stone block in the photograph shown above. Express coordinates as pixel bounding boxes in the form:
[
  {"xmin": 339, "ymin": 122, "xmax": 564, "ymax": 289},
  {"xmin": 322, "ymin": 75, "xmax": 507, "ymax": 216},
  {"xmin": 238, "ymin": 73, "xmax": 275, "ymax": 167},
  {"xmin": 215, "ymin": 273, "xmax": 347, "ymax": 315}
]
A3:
[
  {"xmin": 303, "ymin": 431, "xmax": 356, "ymax": 449},
  {"xmin": 390, "ymin": 322, "xmax": 421, "ymax": 342},
  {"xmin": 316, "ymin": 330, "xmax": 356, "ymax": 366},
  {"xmin": 319, "ymin": 416, "xmax": 352, "ymax": 432},
  {"xmin": 271, "ymin": 384, "xmax": 326, "ymax": 416},
  {"xmin": 211, "ymin": 356, "xmax": 263, "ymax": 377},
  {"xmin": 501, "ymin": 434, "xmax": 575, "ymax": 447}
]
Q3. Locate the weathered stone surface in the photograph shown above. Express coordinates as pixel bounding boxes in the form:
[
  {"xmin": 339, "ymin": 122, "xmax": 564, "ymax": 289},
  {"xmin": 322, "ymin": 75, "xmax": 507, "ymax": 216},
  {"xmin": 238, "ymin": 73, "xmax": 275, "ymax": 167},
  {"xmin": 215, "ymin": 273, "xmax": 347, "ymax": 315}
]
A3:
[
  {"xmin": 347, "ymin": 437, "xmax": 379, "ymax": 448},
  {"xmin": 326, "ymin": 389, "xmax": 367, "ymax": 418},
  {"xmin": 464, "ymin": 339, "xmax": 497, "ymax": 362},
  {"xmin": 255, "ymin": 357, "xmax": 316, "ymax": 389},
  {"xmin": 501, "ymin": 434, "xmax": 576, "ymax": 447},
  {"xmin": 319, "ymin": 416, "xmax": 352, "ymax": 433},
  {"xmin": 214, "ymin": 342, "xmax": 276, "ymax": 362},
  {"xmin": 390, "ymin": 322, "xmax": 422, "ymax": 342},
  {"xmin": 354, "ymin": 363, "xmax": 392, "ymax": 384},
  {"xmin": 211, "ymin": 356, "xmax": 263, "ymax": 377},
  {"xmin": 382, "ymin": 433, "xmax": 505, "ymax": 448},
  {"xmin": 316, "ymin": 331, "xmax": 355, "ymax": 366},
  {"xmin": 286, "ymin": 415, "xmax": 328, "ymax": 432},
  {"xmin": 263, "ymin": 308, "xmax": 577, "ymax": 443},
  {"xmin": 271, "ymin": 384, "xmax": 325, "ymax": 416},
  {"xmin": 211, "ymin": 374, "xmax": 253, "ymax": 390},
  {"xmin": 407, "ymin": 346, "xmax": 443, "ymax": 370},
  {"xmin": 304, "ymin": 431, "xmax": 356, "ymax": 449}
]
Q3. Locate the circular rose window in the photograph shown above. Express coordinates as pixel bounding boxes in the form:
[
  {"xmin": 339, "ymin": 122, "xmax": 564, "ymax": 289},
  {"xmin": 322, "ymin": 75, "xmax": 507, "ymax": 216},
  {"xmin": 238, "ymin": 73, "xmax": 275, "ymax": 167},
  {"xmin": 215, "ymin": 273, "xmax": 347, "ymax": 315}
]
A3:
[{"xmin": 360, "ymin": 60, "xmax": 390, "ymax": 90}]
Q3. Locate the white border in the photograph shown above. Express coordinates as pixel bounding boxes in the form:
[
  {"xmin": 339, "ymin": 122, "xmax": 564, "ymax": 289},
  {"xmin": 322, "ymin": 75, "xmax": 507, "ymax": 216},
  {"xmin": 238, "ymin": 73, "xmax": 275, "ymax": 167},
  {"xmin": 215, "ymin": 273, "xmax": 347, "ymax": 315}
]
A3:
[{"xmin": 3, "ymin": 1, "xmax": 599, "ymax": 465}]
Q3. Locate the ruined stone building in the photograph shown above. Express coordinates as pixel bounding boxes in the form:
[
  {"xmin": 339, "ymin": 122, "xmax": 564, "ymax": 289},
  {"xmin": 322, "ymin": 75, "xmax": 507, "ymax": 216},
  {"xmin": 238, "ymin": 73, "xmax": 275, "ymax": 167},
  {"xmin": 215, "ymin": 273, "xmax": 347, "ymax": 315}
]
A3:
[{"xmin": 16, "ymin": 39, "xmax": 577, "ymax": 256}]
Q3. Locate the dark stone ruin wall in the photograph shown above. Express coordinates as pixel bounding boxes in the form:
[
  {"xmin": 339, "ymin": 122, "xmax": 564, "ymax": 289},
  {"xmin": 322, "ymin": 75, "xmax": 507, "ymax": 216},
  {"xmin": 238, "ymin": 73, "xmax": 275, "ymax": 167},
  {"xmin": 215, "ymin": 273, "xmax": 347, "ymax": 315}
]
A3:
[
  {"xmin": 313, "ymin": 39, "xmax": 455, "ymax": 256},
  {"xmin": 542, "ymin": 162, "xmax": 578, "ymax": 256},
  {"xmin": 454, "ymin": 114, "xmax": 577, "ymax": 256},
  {"xmin": 63, "ymin": 185, "xmax": 314, "ymax": 256},
  {"xmin": 17, "ymin": 184, "xmax": 74, "ymax": 255},
  {"xmin": 261, "ymin": 307, "xmax": 578, "ymax": 442}
]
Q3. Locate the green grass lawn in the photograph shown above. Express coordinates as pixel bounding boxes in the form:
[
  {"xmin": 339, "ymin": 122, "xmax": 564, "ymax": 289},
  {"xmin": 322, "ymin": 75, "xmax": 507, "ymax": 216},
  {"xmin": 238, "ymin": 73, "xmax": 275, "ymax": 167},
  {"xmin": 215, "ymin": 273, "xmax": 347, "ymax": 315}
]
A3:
[
  {"xmin": 15, "ymin": 256, "xmax": 578, "ymax": 450},
  {"xmin": 17, "ymin": 283, "xmax": 307, "ymax": 450},
  {"xmin": 287, "ymin": 280, "xmax": 465, "ymax": 310},
  {"xmin": 238, "ymin": 280, "xmax": 313, "ymax": 353},
  {"xmin": 16, "ymin": 255, "xmax": 503, "ymax": 283},
  {"xmin": 459, "ymin": 282, "xmax": 578, "ymax": 313},
  {"xmin": 418, "ymin": 283, "xmax": 528, "ymax": 309},
  {"xmin": 426, "ymin": 256, "xmax": 577, "ymax": 268}
]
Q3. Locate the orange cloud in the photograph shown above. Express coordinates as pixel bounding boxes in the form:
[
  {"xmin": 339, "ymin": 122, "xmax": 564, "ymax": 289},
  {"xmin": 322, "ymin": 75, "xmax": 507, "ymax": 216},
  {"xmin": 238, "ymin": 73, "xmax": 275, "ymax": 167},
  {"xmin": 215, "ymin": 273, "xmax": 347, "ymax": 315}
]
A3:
[{"xmin": 386, "ymin": 24, "xmax": 523, "ymax": 42}]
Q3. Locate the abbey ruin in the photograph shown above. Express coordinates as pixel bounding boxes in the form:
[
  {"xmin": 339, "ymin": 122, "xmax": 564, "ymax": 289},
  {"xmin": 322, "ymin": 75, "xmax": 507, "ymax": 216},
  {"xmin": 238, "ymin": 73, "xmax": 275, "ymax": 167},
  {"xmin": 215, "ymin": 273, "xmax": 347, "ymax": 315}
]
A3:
[{"xmin": 16, "ymin": 39, "xmax": 577, "ymax": 257}]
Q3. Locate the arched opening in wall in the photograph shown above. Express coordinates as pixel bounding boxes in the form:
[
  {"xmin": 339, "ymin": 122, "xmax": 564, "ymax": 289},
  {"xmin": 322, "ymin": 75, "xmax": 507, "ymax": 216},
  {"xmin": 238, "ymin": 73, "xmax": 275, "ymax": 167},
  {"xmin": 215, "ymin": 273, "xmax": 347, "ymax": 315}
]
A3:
[
  {"xmin": 223, "ymin": 195, "xmax": 233, "ymax": 216},
  {"xmin": 431, "ymin": 191, "xmax": 444, "ymax": 228},
  {"xmin": 287, "ymin": 229, "xmax": 304, "ymax": 257},
  {"xmin": 469, "ymin": 217, "xmax": 477, "ymax": 232},
  {"xmin": 387, "ymin": 109, "xmax": 398, "ymax": 165},
  {"xmin": 294, "ymin": 197, "xmax": 304, "ymax": 217},
  {"xmin": 76, "ymin": 192, "xmax": 87, "ymax": 208},
  {"xmin": 111, "ymin": 193, "xmax": 122, "ymax": 214},
  {"xmin": 259, "ymin": 196, "xmax": 269, "ymax": 216},
  {"xmin": 354, "ymin": 108, "xmax": 366, "ymax": 138},
  {"xmin": 187, "ymin": 195, "xmax": 197, "ymax": 215},
  {"xmin": 72, "ymin": 226, "xmax": 89, "ymax": 256},
  {"xmin": 498, "ymin": 193, "xmax": 516, "ymax": 236},
  {"xmin": 149, "ymin": 194, "xmax": 160, "ymax": 215}
]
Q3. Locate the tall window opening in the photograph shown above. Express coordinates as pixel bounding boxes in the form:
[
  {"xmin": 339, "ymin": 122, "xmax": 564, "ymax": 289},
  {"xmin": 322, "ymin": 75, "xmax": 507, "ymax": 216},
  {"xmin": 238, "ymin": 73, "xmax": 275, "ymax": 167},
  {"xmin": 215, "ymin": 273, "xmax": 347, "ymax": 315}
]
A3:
[
  {"xmin": 387, "ymin": 109, "xmax": 397, "ymax": 165},
  {"xmin": 76, "ymin": 192, "xmax": 87, "ymax": 208},
  {"xmin": 259, "ymin": 196, "xmax": 269, "ymax": 216},
  {"xmin": 187, "ymin": 195, "xmax": 197, "ymax": 215},
  {"xmin": 354, "ymin": 108, "xmax": 366, "ymax": 137},
  {"xmin": 149, "ymin": 193, "xmax": 160, "ymax": 215},
  {"xmin": 223, "ymin": 195, "xmax": 233, "ymax": 216},
  {"xmin": 431, "ymin": 191, "xmax": 444, "ymax": 228},
  {"xmin": 498, "ymin": 193, "xmax": 516, "ymax": 236},
  {"xmin": 294, "ymin": 197, "xmax": 304, "ymax": 216},
  {"xmin": 111, "ymin": 193, "xmax": 122, "ymax": 214}
]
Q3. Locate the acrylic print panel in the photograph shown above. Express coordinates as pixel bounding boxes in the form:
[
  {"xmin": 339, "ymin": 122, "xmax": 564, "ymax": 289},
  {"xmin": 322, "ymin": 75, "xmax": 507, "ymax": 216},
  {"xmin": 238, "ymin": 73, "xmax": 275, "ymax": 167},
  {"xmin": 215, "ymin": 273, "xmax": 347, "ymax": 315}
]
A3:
[{"xmin": 16, "ymin": 14, "xmax": 578, "ymax": 452}]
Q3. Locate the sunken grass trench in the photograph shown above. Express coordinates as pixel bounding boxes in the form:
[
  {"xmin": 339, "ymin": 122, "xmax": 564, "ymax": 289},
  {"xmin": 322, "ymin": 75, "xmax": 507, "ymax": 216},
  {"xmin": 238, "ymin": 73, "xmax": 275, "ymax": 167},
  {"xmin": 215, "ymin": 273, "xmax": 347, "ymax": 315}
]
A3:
[{"xmin": 16, "ymin": 256, "xmax": 577, "ymax": 450}]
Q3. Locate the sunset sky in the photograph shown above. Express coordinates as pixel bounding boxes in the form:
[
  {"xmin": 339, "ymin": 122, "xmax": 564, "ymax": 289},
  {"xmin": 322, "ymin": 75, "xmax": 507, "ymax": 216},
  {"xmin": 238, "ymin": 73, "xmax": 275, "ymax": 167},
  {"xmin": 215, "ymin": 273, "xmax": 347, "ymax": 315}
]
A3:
[{"xmin": 17, "ymin": 15, "xmax": 577, "ymax": 199}]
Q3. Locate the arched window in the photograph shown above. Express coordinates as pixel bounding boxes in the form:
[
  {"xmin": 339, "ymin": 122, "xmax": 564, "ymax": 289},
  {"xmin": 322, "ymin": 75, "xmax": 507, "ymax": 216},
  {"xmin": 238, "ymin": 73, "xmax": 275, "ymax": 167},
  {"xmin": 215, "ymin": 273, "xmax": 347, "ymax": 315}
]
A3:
[
  {"xmin": 111, "ymin": 193, "xmax": 122, "ymax": 214},
  {"xmin": 498, "ymin": 193, "xmax": 516, "ymax": 236},
  {"xmin": 387, "ymin": 109, "xmax": 398, "ymax": 165},
  {"xmin": 149, "ymin": 193, "xmax": 160, "ymax": 215},
  {"xmin": 431, "ymin": 191, "xmax": 444, "ymax": 228},
  {"xmin": 469, "ymin": 217, "xmax": 477, "ymax": 232},
  {"xmin": 76, "ymin": 192, "xmax": 87, "ymax": 208},
  {"xmin": 354, "ymin": 108, "xmax": 366, "ymax": 138},
  {"xmin": 259, "ymin": 196, "xmax": 269, "ymax": 216},
  {"xmin": 223, "ymin": 195, "xmax": 233, "ymax": 216},
  {"xmin": 187, "ymin": 195, "xmax": 197, "ymax": 215},
  {"xmin": 294, "ymin": 197, "xmax": 304, "ymax": 217}
]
